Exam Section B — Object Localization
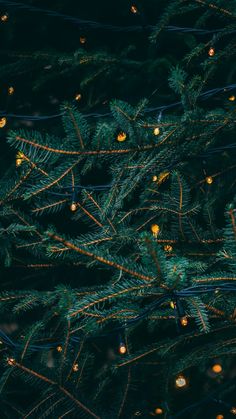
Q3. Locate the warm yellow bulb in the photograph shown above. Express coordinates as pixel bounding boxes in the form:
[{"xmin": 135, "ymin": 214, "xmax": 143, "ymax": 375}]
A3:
[
  {"xmin": 117, "ymin": 132, "xmax": 127, "ymax": 142},
  {"xmin": 170, "ymin": 301, "xmax": 175, "ymax": 309},
  {"xmin": 175, "ymin": 375, "xmax": 187, "ymax": 388},
  {"xmin": 7, "ymin": 357, "xmax": 15, "ymax": 366},
  {"xmin": 151, "ymin": 224, "xmax": 160, "ymax": 237},
  {"xmin": 180, "ymin": 317, "xmax": 188, "ymax": 327},
  {"xmin": 73, "ymin": 363, "xmax": 79, "ymax": 372},
  {"xmin": 57, "ymin": 345, "xmax": 63, "ymax": 352},
  {"xmin": 152, "ymin": 175, "xmax": 158, "ymax": 182},
  {"xmin": 16, "ymin": 158, "xmax": 23, "ymax": 167},
  {"xmin": 154, "ymin": 127, "xmax": 160, "ymax": 136},
  {"xmin": 230, "ymin": 407, "xmax": 236, "ymax": 415},
  {"xmin": 75, "ymin": 93, "xmax": 82, "ymax": 101},
  {"xmin": 212, "ymin": 364, "xmax": 222, "ymax": 374},
  {"xmin": 154, "ymin": 407, "xmax": 163, "ymax": 415},
  {"xmin": 0, "ymin": 117, "xmax": 7, "ymax": 128},
  {"xmin": 70, "ymin": 202, "xmax": 77, "ymax": 212},
  {"xmin": 0, "ymin": 13, "xmax": 8, "ymax": 22},
  {"xmin": 206, "ymin": 176, "xmax": 213, "ymax": 184},
  {"xmin": 216, "ymin": 415, "xmax": 224, "ymax": 419},
  {"xmin": 208, "ymin": 47, "xmax": 215, "ymax": 57},
  {"xmin": 164, "ymin": 245, "xmax": 172, "ymax": 252},
  {"xmin": 131, "ymin": 5, "xmax": 138, "ymax": 14},
  {"xmin": 80, "ymin": 36, "xmax": 86, "ymax": 44},
  {"xmin": 228, "ymin": 95, "xmax": 235, "ymax": 101},
  {"xmin": 119, "ymin": 343, "xmax": 127, "ymax": 354},
  {"xmin": 8, "ymin": 86, "xmax": 14, "ymax": 95}
]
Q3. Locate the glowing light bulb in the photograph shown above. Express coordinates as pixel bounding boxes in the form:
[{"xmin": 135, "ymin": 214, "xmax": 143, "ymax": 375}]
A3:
[
  {"xmin": 70, "ymin": 202, "xmax": 77, "ymax": 212},
  {"xmin": 119, "ymin": 343, "xmax": 127, "ymax": 354},
  {"xmin": 75, "ymin": 93, "xmax": 82, "ymax": 101},
  {"xmin": 154, "ymin": 407, "xmax": 163, "ymax": 415},
  {"xmin": 164, "ymin": 245, "xmax": 172, "ymax": 252},
  {"xmin": 180, "ymin": 317, "xmax": 188, "ymax": 327},
  {"xmin": 80, "ymin": 36, "xmax": 86, "ymax": 44},
  {"xmin": 208, "ymin": 47, "xmax": 215, "ymax": 57},
  {"xmin": 8, "ymin": 86, "xmax": 14, "ymax": 95},
  {"xmin": 0, "ymin": 13, "xmax": 8, "ymax": 22},
  {"xmin": 175, "ymin": 375, "xmax": 187, "ymax": 388},
  {"xmin": 73, "ymin": 363, "xmax": 79, "ymax": 372},
  {"xmin": 57, "ymin": 345, "xmax": 63, "ymax": 352},
  {"xmin": 7, "ymin": 357, "xmax": 15, "ymax": 366},
  {"xmin": 151, "ymin": 224, "xmax": 160, "ymax": 237},
  {"xmin": 212, "ymin": 364, "xmax": 222, "ymax": 374},
  {"xmin": 228, "ymin": 95, "xmax": 235, "ymax": 101},
  {"xmin": 154, "ymin": 127, "xmax": 160, "ymax": 136},
  {"xmin": 117, "ymin": 132, "xmax": 127, "ymax": 142},
  {"xmin": 152, "ymin": 175, "xmax": 158, "ymax": 182},
  {"xmin": 0, "ymin": 117, "xmax": 7, "ymax": 128},
  {"xmin": 216, "ymin": 415, "xmax": 224, "ymax": 419},
  {"xmin": 230, "ymin": 407, "xmax": 236, "ymax": 415},
  {"xmin": 206, "ymin": 176, "xmax": 213, "ymax": 184},
  {"xmin": 131, "ymin": 5, "xmax": 138, "ymax": 14},
  {"xmin": 170, "ymin": 301, "xmax": 175, "ymax": 309}
]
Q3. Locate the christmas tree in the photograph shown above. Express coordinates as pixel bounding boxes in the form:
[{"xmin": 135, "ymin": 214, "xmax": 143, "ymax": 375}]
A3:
[{"xmin": 0, "ymin": 0, "xmax": 236, "ymax": 418}]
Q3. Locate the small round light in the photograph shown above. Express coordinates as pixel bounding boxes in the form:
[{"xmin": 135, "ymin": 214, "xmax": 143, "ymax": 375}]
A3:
[
  {"xmin": 7, "ymin": 357, "xmax": 15, "ymax": 366},
  {"xmin": 75, "ymin": 93, "xmax": 82, "ymax": 101},
  {"xmin": 73, "ymin": 363, "xmax": 79, "ymax": 372},
  {"xmin": 175, "ymin": 375, "xmax": 187, "ymax": 388},
  {"xmin": 206, "ymin": 176, "xmax": 213, "ymax": 184},
  {"xmin": 80, "ymin": 36, "xmax": 86, "ymax": 44},
  {"xmin": 151, "ymin": 224, "xmax": 160, "ymax": 237},
  {"xmin": 180, "ymin": 317, "xmax": 188, "ymax": 327},
  {"xmin": 119, "ymin": 343, "xmax": 127, "ymax": 354},
  {"xmin": 152, "ymin": 175, "xmax": 158, "ymax": 182},
  {"xmin": 70, "ymin": 202, "xmax": 77, "ymax": 212},
  {"xmin": 117, "ymin": 132, "xmax": 127, "ymax": 142},
  {"xmin": 131, "ymin": 5, "xmax": 138, "ymax": 14},
  {"xmin": 8, "ymin": 86, "xmax": 14, "ymax": 95},
  {"xmin": 154, "ymin": 127, "xmax": 160, "ymax": 136},
  {"xmin": 57, "ymin": 345, "xmax": 63, "ymax": 352},
  {"xmin": 16, "ymin": 158, "xmax": 23, "ymax": 167},
  {"xmin": 0, "ymin": 117, "xmax": 7, "ymax": 128},
  {"xmin": 228, "ymin": 95, "xmax": 235, "ymax": 101},
  {"xmin": 170, "ymin": 301, "xmax": 175, "ymax": 309},
  {"xmin": 212, "ymin": 364, "xmax": 222, "ymax": 374},
  {"xmin": 230, "ymin": 407, "xmax": 236, "ymax": 415},
  {"xmin": 154, "ymin": 407, "xmax": 163, "ymax": 415},
  {"xmin": 164, "ymin": 245, "xmax": 172, "ymax": 252},
  {"xmin": 216, "ymin": 415, "xmax": 224, "ymax": 419},
  {"xmin": 208, "ymin": 47, "xmax": 215, "ymax": 57},
  {"xmin": 0, "ymin": 13, "xmax": 8, "ymax": 22}
]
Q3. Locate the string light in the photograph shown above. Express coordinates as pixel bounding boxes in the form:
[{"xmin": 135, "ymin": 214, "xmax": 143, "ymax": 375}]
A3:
[
  {"xmin": 164, "ymin": 245, "xmax": 172, "ymax": 252},
  {"xmin": 56, "ymin": 345, "xmax": 63, "ymax": 352},
  {"xmin": 175, "ymin": 375, "xmax": 187, "ymax": 388},
  {"xmin": 230, "ymin": 407, "xmax": 236, "ymax": 415},
  {"xmin": 153, "ymin": 127, "xmax": 160, "ymax": 136},
  {"xmin": 80, "ymin": 36, "xmax": 86, "ymax": 44},
  {"xmin": 206, "ymin": 176, "xmax": 213, "ymax": 184},
  {"xmin": 7, "ymin": 357, "xmax": 15, "ymax": 366},
  {"xmin": 208, "ymin": 47, "xmax": 215, "ymax": 57},
  {"xmin": 152, "ymin": 175, "xmax": 158, "ymax": 182},
  {"xmin": 228, "ymin": 95, "xmax": 235, "ymax": 101},
  {"xmin": 72, "ymin": 363, "xmax": 79, "ymax": 372},
  {"xmin": 8, "ymin": 86, "xmax": 14, "ymax": 95},
  {"xmin": 216, "ymin": 415, "xmax": 224, "ymax": 419},
  {"xmin": 16, "ymin": 151, "xmax": 25, "ymax": 167},
  {"xmin": 130, "ymin": 5, "xmax": 138, "ymax": 14},
  {"xmin": 151, "ymin": 224, "xmax": 160, "ymax": 237},
  {"xmin": 180, "ymin": 317, "xmax": 188, "ymax": 327},
  {"xmin": 119, "ymin": 342, "xmax": 127, "ymax": 354},
  {"xmin": 116, "ymin": 132, "xmax": 127, "ymax": 142},
  {"xmin": 170, "ymin": 301, "xmax": 176, "ymax": 309},
  {"xmin": 154, "ymin": 407, "xmax": 163, "ymax": 415},
  {"xmin": 0, "ymin": 13, "xmax": 8, "ymax": 22},
  {"xmin": 0, "ymin": 117, "xmax": 7, "ymax": 128},
  {"xmin": 212, "ymin": 363, "xmax": 222, "ymax": 374},
  {"xmin": 75, "ymin": 93, "xmax": 82, "ymax": 101},
  {"xmin": 70, "ymin": 202, "xmax": 77, "ymax": 212}
]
